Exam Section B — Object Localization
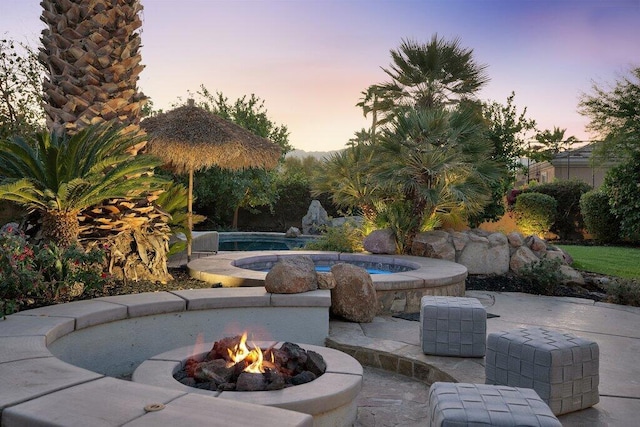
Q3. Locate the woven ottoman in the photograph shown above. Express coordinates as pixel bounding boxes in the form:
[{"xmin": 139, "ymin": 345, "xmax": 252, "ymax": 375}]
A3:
[
  {"xmin": 428, "ymin": 382, "xmax": 561, "ymax": 426},
  {"xmin": 420, "ymin": 296, "xmax": 486, "ymax": 357},
  {"xmin": 486, "ymin": 327, "xmax": 599, "ymax": 415}
]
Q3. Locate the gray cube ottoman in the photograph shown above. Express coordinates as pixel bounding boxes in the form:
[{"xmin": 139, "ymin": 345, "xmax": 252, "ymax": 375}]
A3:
[
  {"xmin": 428, "ymin": 382, "xmax": 561, "ymax": 426},
  {"xmin": 486, "ymin": 327, "xmax": 599, "ymax": 415},
  {"xmin": 420, "ymin": 296, "xmax": 486, "ymax": 357}
]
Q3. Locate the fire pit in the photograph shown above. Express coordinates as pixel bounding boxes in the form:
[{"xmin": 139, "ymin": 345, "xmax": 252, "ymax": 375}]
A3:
[
  {"xmin": 133, "ymin": 339, "xmax": 362, "ymax": 426},
  {"xmin": 176, "ymin": 333, "xmax": 326, "ymax": 392}
]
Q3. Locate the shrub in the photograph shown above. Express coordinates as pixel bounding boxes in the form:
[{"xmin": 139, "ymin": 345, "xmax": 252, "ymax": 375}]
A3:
[
  {"xmin": 602, "ymin": 152, "xmax": 640, "ymax": 242},
  {"xmin": 517, "ymin": 257, "xmax": 564, "ymax": 295},
  {"xmin": 579, "ymin": 190, "xmax": 620, "ymax": 243},
  {"xmin": 303, "ymin": 222, "xmax": 363, "ymax": 253},
  {"xmin": 521, "ymin": 180, "xmax": 592, "ymax": 240},
  {"xmin": 513, "ymin": 192, "xmax": 557, "ymax": 237},
  {"xmin": 0, "ymin": 226, "xmax": 111, "ymax": 317},
  {"xmin": 605, "ymin": 278, "xmax": 640, "ymax": 307}
]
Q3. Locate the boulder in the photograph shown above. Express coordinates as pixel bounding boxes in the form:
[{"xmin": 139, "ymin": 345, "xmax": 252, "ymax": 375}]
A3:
[
  {"xmin": 302, "ymin": 200, "xmax": 330, "ymax": 235},
  {"xmin": 317, "ymin": 272, "xmax": 336, "ymax": 290},
  {"xmin": 285, "ymin": 227, "xmax": 301, "ymax": 238},
  {"xmin": 330, "ymin": 263, "xmax": 378, "ymax": 323},
  {"xmin": 363, "ymin": 229, "xmax": 397, "ymax": 254},
  {"xmin": 265, "ymin": 256, "xmax": 318, "ymax": 294},
  {"xmin": 526, "ymin": 235, "xmax": 547, "ymax": 253},
  {"xmin": 458, "ymin": 232, "xmax": 510, "ymax": 275},
  {"xmin": 507, "ymin": 231, "xmax": 525, "ymax": 248},
  {"xmin": 451, "ymin": 231, "xmax": 469, "ymax": 251},
  {"xmin": 411, "ymin": 231, "xmax": 455, "ymax": 261},
  {"xmin": 559, "ymin": 265, "xmax": 585, "ymax": 286},
  {"xmin": 510, "ymin": 246, "xmax": 540, "ymax": 273}
]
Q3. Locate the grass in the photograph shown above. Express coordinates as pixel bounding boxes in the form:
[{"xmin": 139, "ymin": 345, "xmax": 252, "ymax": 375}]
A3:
[{"xmin": 557, "ymin": 245, "xmax": 640, "ymax": 279}]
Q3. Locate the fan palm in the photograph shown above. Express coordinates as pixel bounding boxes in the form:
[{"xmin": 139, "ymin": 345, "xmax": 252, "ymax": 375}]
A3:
[
  {"xmin": 0, "ymin": 123, "xmax": 166, "ymax": 247},
  {"xmin": 312, "ymin": 143, "xmax": 380, "ymax": 221},
  {"xmin": 361, "ymin": 35, "xmax": 489, "ymax": 127},
  {"xmin": 373, "ymin": 106, "xmax": 502, "ymax": 251}
]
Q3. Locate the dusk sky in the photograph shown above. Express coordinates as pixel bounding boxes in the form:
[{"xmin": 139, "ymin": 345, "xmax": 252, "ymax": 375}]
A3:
[{"xmin": 2, "ymin": 0, "xmax": 639, "ymax": 152}]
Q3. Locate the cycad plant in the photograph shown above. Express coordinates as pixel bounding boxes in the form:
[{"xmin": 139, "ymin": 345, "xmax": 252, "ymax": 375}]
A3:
[{"xmin": 0, "ymin": 123, "xmax": 166, "ymax": 248}]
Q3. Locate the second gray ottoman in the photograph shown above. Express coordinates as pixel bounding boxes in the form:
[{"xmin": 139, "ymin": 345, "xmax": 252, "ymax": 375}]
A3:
[
  {"xmin": 486, "ymin": 327, "xmax": 599, "ymax": 415},
  {"xmin": 428, "ymin": 382, "xmax": 562, "ymax": 426},
  {"xmin": 420, "ymin": 296, "xmax": 486, "ymax": 357}
]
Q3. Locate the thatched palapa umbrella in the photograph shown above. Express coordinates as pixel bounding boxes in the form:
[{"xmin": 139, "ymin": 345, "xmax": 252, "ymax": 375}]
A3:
[{"xmin": 141, "ymin": 99, "xmax": 281, "ymax": 260}]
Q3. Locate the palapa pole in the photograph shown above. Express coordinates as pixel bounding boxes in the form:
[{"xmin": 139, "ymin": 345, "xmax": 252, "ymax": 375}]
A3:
[{"xmin": 187, "ymin": 168, "xmax": 193, "ymax": 261}]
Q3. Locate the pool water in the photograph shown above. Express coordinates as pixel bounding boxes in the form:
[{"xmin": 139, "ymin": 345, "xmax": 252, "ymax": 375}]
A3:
[{"xmin": 258, "ymin": 265, "xmax": 392, "ymax": 275}]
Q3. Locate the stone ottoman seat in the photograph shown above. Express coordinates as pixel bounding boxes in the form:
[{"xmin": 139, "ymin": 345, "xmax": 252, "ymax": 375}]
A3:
[
  {"xmin": 420, "ymin": 296, "xmax": 486, "ymax": 357},
  {"xmin": 486, "ymin": 327, "xmax": 599, "ymax": 415},
  {"xmin": 428, "ymin": 382, "xmax": 561, "ymax": 426}
]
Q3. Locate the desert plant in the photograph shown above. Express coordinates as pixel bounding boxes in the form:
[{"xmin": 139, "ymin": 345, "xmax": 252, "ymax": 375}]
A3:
[
  {"xmin": 513, "ymin": 192, "xmax": 557, "ymax": 237},
  {"xmin": 580, "ymin": 190, "xmax": 620, "ymax": 243},
  {"xmin": 517, "ymin": 257, "xmax": 564, "ymax": 295}
]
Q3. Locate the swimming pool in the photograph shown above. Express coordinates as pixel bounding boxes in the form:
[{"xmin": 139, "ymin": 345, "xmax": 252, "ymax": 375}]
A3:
[{"xmin": 218, "ymin": 232, "xmax": 315, "ymax": 251}]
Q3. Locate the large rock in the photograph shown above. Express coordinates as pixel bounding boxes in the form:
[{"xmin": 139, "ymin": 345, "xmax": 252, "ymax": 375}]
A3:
[
  {"xmin": 265, "ymin": 256, "xmax": 318, "ymax": 294},
  {"xmin": 559, "ymin": 265, "xmax": 585, "ymax": 286},
  {"xmin": 458, "ymin": 232, "xmax": 510, "ymax": 275},
  {"xmin": 509, "ymin": 246, "xmax": 540, "ymax": 273},
  {"xmin": 302, "ymin": 200, "xmax": 330, "ymax": 235},
  {"xmin": 330, "ymin": 263, "xmax": 378, "ymax": 323},
  {"xmin": 411, "ymin": 230, "xmax": 455, "ymax": 261},
  {"xmin": 317, "ymin": 272, "xmax": 336, "ymax": 290},
  {"xmin": 507, "ymin": 231, "xmax": 525, "ymax": 248},
  {"xmin": 363, "ymin": 229, "xmax": 397, "ymax": 254},
  {"xmin": 285, "ymin": 227, "xmax": 301, "ymax": 237}
]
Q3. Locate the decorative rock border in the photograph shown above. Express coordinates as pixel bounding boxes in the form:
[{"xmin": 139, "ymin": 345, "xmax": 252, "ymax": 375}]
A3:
[
  {"xmin": 187, "ymin": 251, "xmax": 468, "ymax": 314},
  {"xmin": 0, "ymin": 288, "xmax": 331, "ymax": 426}
]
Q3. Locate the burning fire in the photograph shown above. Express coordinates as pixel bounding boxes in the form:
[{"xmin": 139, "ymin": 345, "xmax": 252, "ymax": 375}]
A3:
[{"xmin": 227, "ymin": 332, "xmax": 271, "ymax": 374}]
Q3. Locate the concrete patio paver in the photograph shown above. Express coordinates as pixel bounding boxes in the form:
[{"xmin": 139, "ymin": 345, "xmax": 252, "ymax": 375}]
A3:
[{"xmin": 330, "ymin": 290, "xmax": 640, "ymax": 426}]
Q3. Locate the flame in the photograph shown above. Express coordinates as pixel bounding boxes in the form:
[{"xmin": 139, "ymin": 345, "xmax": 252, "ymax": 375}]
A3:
[{"xmin": 227, "ymin": 332, "xmax": 267, "ymax": 374}]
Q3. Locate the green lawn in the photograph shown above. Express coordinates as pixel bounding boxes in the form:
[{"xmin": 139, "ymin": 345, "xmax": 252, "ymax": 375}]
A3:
[{"xmin": 558, "ymin": 245, "xmax": 640, "ymax": 279}]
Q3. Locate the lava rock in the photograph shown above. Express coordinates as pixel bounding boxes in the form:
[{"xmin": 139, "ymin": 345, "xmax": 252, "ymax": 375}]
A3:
[{"xmin": 291, "ymin": 371, "xmax": 317, "ymax": 385}]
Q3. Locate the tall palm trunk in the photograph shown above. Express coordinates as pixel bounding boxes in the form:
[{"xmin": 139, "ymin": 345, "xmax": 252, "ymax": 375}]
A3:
[{"xmin": 39, "ymin": 0, "xmax": 146, "ymax": 137}]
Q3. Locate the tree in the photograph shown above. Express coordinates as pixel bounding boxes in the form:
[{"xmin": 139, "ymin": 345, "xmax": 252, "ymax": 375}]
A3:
[
  {"xmin": 312, "ymin": 143, "xmax": 379, "ymax": 221},
  {"xmin": 579, "ymin": 66, "xmax": 640, "ymax": 160},
  {"xmin": 530, "ymin": 127, "xmax": 577, "ymax": 164},
  {"xmin": 0, "ymin": 123, "xmax": 166, "ymax": 248},
  {"xmin": 39, "ymin": 0, "xmax": 146, "ymax": 135},
  {"xmin": 0, "ymin": 39, "xmax": 45, "ymax": 138},
  {"xmin": 170, "ymin": 87, "xmax": 292, "ymax": 229},
  {"xmin": 372, "ymin": 106, "xmax": 502, "ymax": 251},
  {"xmin": 602, "ymin": 151, "xmax": 640, "ymax": 242},
  {"xmin": 359, "ymin": 35, "xmax": 490, "ymax": 130}
]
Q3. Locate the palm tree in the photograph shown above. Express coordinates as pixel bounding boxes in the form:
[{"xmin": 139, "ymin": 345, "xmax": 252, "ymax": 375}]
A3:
[
  {"xmin": 0, "ymin": 123, "xmax": 166, "ymax": 248},
  {"xmin": 372, "ymin": 106, "xmax": 502, "ymax": 251},
  {"xmin": 39, "ymin": 0, "xmax": 146, "ymax": 137},
  {"xmin": 311, "ymin": 143, "xmax": 380, "ymax": 221},
  {"xmin": 361, "ymin": 35, "xmax": 489, "ymax": 125}
]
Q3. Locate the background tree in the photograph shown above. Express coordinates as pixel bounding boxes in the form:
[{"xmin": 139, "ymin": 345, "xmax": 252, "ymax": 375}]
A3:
[
  {"xmin": 166, "ymin": 86, "xmax": 292, "ymax": 229},
  {"xmin": 0, "ymin": 39, "xmax": 45, "ymax": 138},
  {"xmin": 530, "ymin": 126, "xmax": 577, "ymax": 163},
  {"xmin": 467, "ymin": 92, "xmax": 536, "ymax": 226},
  {"xmin": 579, "ymin": 66, "xmax": 640, "ymax": 160}
]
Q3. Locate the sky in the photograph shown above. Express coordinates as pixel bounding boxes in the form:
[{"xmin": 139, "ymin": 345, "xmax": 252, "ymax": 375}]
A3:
[{"xmin": 1, "ymin": 0, "xmax": 639, "ymax": 152}]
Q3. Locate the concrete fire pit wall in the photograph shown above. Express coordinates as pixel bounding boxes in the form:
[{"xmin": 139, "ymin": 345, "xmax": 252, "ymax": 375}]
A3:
[{"xmin": 0, "ymin": 288, "xmax": 330, "ymax": 426}]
